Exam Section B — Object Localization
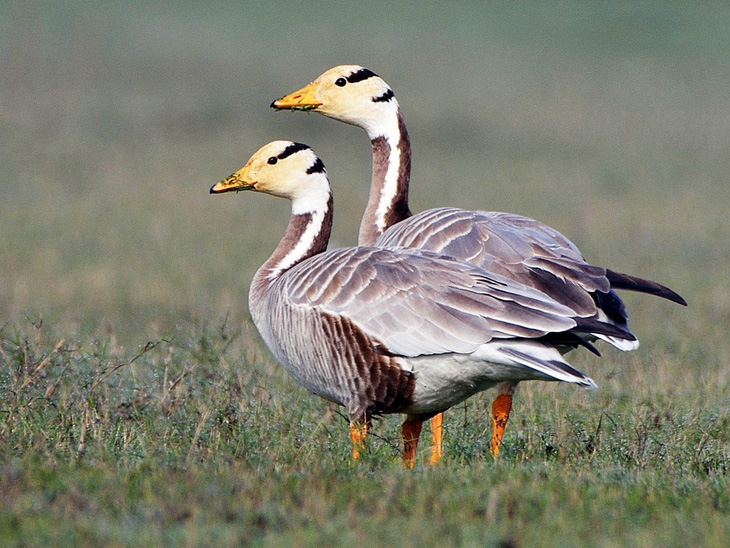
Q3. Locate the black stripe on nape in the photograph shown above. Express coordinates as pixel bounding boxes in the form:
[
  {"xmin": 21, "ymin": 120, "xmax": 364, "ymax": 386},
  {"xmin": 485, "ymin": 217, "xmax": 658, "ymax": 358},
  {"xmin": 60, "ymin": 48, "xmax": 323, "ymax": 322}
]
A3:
[
  {"xmin": 277, "ymin": 142, "xmax": 310, "ymax": 160},
  {"xmin": 306, "ymin": 157, "xmax": 326, "ymax": 175},
  {"xmin": 372, "ymin": 88, "xmax": 394, "ymax": 103},
  {"xmin": 347, "ymin": 68, "xmax": 378, "ymax": 84}
]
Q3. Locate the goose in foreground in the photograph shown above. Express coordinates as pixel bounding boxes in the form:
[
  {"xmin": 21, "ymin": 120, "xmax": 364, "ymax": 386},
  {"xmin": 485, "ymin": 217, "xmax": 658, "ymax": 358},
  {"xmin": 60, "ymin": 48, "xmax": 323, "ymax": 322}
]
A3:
[
  {"xmin": 271, "ymin": 66, "xmax": 687, "ymax": 462},
  {"xmin": 209, "ymin": 140, "xmax": 637, "ymax": 467}
]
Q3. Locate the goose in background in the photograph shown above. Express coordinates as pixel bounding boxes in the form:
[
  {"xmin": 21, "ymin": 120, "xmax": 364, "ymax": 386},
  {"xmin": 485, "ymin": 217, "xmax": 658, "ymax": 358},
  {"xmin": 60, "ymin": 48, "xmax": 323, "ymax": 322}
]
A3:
[
  {"xmin": 209, "ymin": 140, "xmax": 637, "ymax": 467},
  {"xmin": 271, "ymin": 66, "xmax": 686, "ymax": 463}
]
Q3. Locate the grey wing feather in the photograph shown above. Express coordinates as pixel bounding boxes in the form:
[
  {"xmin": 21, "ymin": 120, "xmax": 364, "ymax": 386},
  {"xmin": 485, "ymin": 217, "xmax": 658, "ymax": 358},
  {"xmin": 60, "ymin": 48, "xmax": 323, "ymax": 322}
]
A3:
[
  {"xmin": 374, "ymin": 207, "xmax": 686, "ymax": 348},
  {"xmin": 376, "ymin": 207, "xmax": 610, "ymax": 294},
  {"xmin": 278, "ymin": 246, "xmax": 580, "ymax": 358}
]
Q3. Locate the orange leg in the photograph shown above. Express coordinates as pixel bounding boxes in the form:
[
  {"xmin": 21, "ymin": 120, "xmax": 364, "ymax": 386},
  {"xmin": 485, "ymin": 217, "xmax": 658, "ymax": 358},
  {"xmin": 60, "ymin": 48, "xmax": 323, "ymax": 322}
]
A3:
[
  {"xmin": 490, "ymin": 393, "xmax": 513, "ymax": 456},
  {"xmin": 349, "ymin": 420, "xmax": 370, "ymax": 461},
  {"xmin": 429, "ymin": 412, "xmax": 444, "ymax": 466},
  {"xmin": 402, "ymin": 418, "xmax": 424, "ymax": 469}
]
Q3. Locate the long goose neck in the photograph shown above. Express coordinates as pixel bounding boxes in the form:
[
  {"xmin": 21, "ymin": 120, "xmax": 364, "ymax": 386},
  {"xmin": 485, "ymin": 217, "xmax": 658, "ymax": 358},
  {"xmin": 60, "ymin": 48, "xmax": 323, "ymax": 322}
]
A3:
[
  {"xmin": 358, "ymin": 109, "xmax": 412, "ymax": 246},
  {"xmin": 250, "ymin": 192, "xmax": 333, "ymax": 319}
]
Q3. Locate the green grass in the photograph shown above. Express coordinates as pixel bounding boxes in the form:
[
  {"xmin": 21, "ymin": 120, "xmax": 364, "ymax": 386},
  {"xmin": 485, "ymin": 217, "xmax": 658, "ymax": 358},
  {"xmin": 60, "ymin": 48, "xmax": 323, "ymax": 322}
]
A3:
[
  {"xmin": 1, "ymin": 1, "xmax": 728, "ymax": 546},
  {"xmin": 1, "ymin": 319, "xmax": 727, "ymax": 546}
]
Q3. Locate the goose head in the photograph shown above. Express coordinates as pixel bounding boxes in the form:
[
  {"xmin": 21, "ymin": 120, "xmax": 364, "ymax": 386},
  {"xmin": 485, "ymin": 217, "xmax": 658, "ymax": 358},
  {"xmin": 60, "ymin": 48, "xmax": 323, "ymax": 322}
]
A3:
[
  {"xmin": 271, "ymin": 65, "xmax": 399, "ymax": 138},
  {"xmin": 211, "ymin": 141, "xmax": 329, "ymax": 212}
]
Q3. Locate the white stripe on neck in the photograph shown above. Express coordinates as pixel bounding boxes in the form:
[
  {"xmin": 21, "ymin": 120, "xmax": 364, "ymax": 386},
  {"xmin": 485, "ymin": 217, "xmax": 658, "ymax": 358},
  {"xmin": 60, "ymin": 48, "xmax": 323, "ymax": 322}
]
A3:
[
  {"xmin": 364, "ymin": 100, "xmax": 403, "ymax": 236},
  {"xmin": 266, "ymin": 184, "xmax": 331, "ymax": 280},
  {"xmin": 374, "ymin": 134, "xmax": 401, "ymax": 234},
  {"xmin": 266, "ymin": 208, "xmax": 326, "ymax": 280}
]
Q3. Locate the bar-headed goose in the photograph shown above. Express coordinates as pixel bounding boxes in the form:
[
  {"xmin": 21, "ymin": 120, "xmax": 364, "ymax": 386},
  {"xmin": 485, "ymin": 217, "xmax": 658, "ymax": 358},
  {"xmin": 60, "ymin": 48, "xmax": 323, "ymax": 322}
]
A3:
[
  {"xmin": 271, "ymin": 66, "xmax": 686, "ymax": 462},
  {"xmin": 210, "ymin": 140, "xmax": 636, "ymax": 467}
]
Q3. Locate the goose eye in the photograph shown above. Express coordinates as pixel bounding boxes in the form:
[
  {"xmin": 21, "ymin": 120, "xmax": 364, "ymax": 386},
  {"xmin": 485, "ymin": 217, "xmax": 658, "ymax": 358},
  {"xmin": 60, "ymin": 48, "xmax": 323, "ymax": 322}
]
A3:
[
  {"xmin": 267, "ymin": 157, "xmax": 278, "ymax": 165},
  {"xmin": 335, "ymin": 78, "xmax": 346, "ymax": 87}
]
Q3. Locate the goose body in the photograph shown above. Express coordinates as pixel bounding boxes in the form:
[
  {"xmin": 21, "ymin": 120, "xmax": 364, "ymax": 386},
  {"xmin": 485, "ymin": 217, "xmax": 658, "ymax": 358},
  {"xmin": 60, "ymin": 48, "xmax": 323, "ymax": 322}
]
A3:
[
  {"xmin": 211, "ymin": 141, "xmax": 633, "ymax": 465},
  {"xmin": 255, "ymin": 244, "xmax": 604, "ymax": 419},
  {"xmin": 271, "ymin": 66, "xmax": 686, "ymax": 460}
]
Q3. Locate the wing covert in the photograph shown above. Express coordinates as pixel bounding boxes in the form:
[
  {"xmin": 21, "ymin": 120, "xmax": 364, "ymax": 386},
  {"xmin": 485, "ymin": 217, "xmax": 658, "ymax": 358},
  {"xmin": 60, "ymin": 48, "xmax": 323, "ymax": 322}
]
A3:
[{"xmin": 276, "ymin": 246, "xmax": 581, "ymax": 357}]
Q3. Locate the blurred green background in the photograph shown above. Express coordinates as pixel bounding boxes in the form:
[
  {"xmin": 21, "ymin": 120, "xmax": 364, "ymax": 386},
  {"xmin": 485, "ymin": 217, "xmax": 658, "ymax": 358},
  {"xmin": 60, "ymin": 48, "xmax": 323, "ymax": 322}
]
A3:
[
  {"xmin": 1, "ymin": 0, "xmax": 727, "ymax": 349},
  {"xmin": 2, "ymin": 3, "xmax": 728, "ymax": 545}
]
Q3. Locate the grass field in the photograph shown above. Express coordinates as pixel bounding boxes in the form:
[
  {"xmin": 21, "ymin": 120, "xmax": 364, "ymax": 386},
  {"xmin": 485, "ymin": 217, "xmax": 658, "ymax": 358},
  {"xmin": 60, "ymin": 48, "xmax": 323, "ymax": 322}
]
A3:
[{"xmin": 1, "ymin": 2, "xmax": 728, "ymax": 546}]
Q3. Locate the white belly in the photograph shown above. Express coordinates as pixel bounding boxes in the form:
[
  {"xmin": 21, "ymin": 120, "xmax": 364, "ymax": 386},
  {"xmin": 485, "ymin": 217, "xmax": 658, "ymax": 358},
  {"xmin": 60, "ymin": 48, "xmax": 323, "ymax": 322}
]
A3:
[{"xmin": 404, "ymin": 341, "xmax": 588, "ymax": 415}]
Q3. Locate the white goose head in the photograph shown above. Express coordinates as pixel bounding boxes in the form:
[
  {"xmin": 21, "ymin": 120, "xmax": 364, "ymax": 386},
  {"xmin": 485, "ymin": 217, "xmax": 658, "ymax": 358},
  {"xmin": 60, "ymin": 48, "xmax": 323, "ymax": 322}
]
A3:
[
  {"xmin": 271, "ymin": 65, "xmax": 399, "ymax": 139},
  {"xmin": 210, "ymin": 140, "xmax": 329, "ymax": 214}
]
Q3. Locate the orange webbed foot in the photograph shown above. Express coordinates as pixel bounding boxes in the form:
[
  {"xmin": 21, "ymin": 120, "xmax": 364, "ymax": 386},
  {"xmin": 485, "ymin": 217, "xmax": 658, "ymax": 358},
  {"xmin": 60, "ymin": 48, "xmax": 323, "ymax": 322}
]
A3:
[
  {"xmin": 429, "ymin": 413, "xmax": 444, "ymax": 466},
  {"xmin": 350, "ymin": 420, "xmax": 370, "ymax": 461},
  {"xmin": 490, "ymin": 393, "xmax": 514, "ymax": 456},
  {"xmin": 402, "ymin": 418, "xmax": 424, "ymax": 469}
]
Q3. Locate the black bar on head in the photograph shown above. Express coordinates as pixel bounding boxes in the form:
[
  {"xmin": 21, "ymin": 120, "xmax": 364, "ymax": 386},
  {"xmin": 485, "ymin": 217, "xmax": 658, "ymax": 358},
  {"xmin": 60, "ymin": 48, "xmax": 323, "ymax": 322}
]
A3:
[
  {"xmin": 347, "ymin": 68, "xmax": 378, "ymax": 84},
  {"xmin": 278, "ymin": 142, "xmax": 310, "ymax": 160},
  {"xmin": 306, "ymin": 157, "xmax": 326, "ymax": 175},
  {"xmin": 373, "ymin": 89, "xmax": 395, "ymax": 103}
]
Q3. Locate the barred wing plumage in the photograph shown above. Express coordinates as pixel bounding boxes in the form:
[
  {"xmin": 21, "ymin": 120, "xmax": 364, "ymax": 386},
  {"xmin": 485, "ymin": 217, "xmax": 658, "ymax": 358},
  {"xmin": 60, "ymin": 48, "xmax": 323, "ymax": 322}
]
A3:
[
  {"xmin": 376, "ymin": 207, "xmax": 610, "ymax": 304},
  {"xmin": 275, "ymin": 246, "xmax": 603, "ymax": 359}
]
